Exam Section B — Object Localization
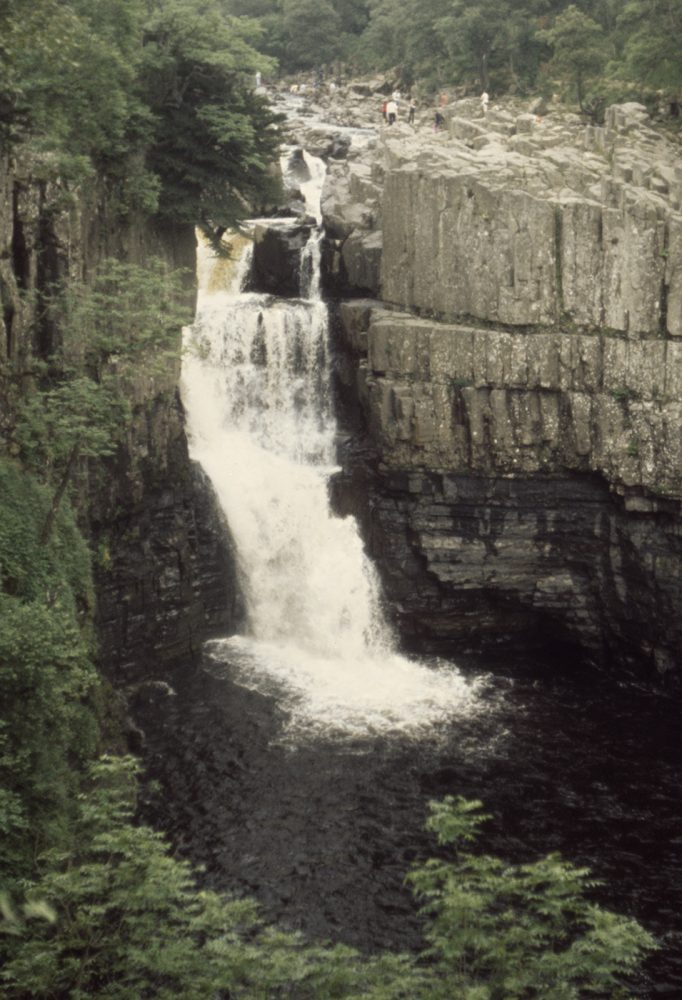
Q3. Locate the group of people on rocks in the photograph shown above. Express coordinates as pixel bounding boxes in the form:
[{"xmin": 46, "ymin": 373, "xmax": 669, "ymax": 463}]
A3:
[
  {"xmin": 381, "ymin": 90, "xmax": 417, "ymax": 125},
  {"xmin": 382, "ymin": 88, "xmax": 491, "ymax": 131},
  {"xmin": 279, "ymin": 71, "xmax": 494, "ymax": 135}
]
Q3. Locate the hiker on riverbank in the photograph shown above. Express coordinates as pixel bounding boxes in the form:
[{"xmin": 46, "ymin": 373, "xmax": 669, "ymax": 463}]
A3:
[{"xmin": 386, "ymin": 99, "xmax": 398, "ymax": 125}]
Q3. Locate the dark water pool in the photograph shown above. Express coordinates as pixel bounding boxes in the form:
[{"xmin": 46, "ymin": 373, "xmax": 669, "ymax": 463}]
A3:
[{"xmin": 134, "ymin": 653, "xmax": 682, "ymax": 996}]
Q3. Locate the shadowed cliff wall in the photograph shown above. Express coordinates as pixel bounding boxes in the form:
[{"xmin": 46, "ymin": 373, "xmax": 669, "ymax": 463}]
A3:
[{"xmin": 1, "ymin": 151, "xmax": 239, "ymax": 684}]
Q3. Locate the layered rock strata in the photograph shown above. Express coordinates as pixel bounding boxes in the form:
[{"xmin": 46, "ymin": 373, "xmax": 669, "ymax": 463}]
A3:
[{"xmin": 324, "ymin": 101, "xmax": 682, "ymax": 679}]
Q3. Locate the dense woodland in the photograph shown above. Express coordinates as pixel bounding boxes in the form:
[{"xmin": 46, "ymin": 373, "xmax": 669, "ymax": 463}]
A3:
[
  {"xmin": 0, "ymin": 0, "xmax": 676, "ymax": 995},
  {"xmin": 232, "ymin": 0, "xmax": 682, "ymax": 110}
]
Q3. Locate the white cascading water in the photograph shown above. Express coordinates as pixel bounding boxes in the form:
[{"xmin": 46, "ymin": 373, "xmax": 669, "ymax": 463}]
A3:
[{"xmin": 182, "ymin": 150, "xmax": 480, "ymax": 737}]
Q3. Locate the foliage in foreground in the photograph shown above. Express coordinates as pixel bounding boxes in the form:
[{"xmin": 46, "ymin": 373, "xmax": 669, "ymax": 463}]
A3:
[
  {"xmin": 1, "ymin": 763, "xmax": 656, "ymax": 999},
  {"xmin": 408, "ymin": 796, "xmax": 656, "ymax": 999},
  {"xmin": 0, "ymin": 757, "xmax": 416, "ymax": 1000},
  {"xmin": 0, "ymin": 459, "xmax": 100, "ymax": 882}
]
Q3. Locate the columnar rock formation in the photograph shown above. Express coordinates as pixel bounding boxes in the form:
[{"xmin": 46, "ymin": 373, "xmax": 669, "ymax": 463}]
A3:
[{"xmin": 322, "ymin": 99, "xmax": 682, "ymax": 679}]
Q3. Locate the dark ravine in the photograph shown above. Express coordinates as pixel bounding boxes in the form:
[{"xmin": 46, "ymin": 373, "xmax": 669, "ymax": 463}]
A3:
[
  {"xmin": 4, "ymin": 90, "xmax": 682, "ymax": 998},
  {"xmin": 330, "ymin": 432, "xmax": 682, "ymax": 675},
  {"xmin": 126, "ymin": 100, "xmax": 682, "ymax": 996}
]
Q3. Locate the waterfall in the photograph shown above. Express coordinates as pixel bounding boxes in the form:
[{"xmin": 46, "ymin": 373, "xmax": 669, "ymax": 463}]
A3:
[{"xmin": 182, "ymin": 153, "xmax": 480, "ymax": 738}]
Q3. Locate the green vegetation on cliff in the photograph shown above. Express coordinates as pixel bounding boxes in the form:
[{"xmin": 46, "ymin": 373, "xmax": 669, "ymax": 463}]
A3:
[{"xmin": 0, "ymin": 459, "xmax": 100, "ymax": 883}]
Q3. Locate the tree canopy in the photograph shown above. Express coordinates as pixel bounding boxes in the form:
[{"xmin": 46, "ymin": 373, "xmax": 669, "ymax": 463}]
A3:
[
  {"xmin": 538, "ymin": 5, "xmax": 610, "ymax": 108},
  {"xmin": 226, "ymin": 0, "xmax": 682, "ymax": 103},
  {"xmin": 0, "ymin": 0, "xmax": 282, "ymax": 231}
]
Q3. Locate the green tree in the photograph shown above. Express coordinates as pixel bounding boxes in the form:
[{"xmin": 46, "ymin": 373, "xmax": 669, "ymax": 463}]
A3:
[
  {"xmin": 274, "ymin": 0, "xmax": 345, "ymax": 73},
  {"xmin": 618, "ymin": 0, "xmax": 682, "ymax": 93},
  {"xmin": 0, "ymin": 0, "xmax": 145, "ymax": 154},
  {"xmin": 0, "ymin": 460, "xmax": 99, "ymax": 882},
  {"xmin": 12, "ymin": 258, "xmax": 191, "ymax": 538},
  {"xmin": 358, "ymin": 0, "xmax": 413, "ymax": 75},
  {"xmin": 538, "ymin": 4, "xmax": 610, "ymax": 109},
  {"xmin": 407, "ymin": 796, "xmax": 657, "ymax": 999},
  {"xmin": 0, "ymin": 0, "xmax": 282, "ymax": 230},
  {"xmin": 226, "ymin": 0, "xmax": 280, "ymax": 16},
  {"xmin": 434, "ymin": 0, "xmax": 513, "ymax": 92},
  {"xmin": 334, "ymin": 0, "xmax": 371, "ymax": 37},
  {"xmin": 1, "ymin": 756, "xmax": 418, "ymax": 999},
  {"xmin": 139, "ymin": 0, "xmax": 282, "ymax": 229},
  {"xmin": 2, "ymin": 777, "xmax": 656, "ymax": 999},
  {"xmin": 359, "ymin": 0, "xmax": 543, "ymax": 93}
]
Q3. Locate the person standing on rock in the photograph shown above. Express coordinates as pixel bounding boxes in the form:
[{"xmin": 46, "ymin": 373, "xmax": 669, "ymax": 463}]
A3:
[
  {"xmin": 408, "ymin": 98, "xmax": 416, "ymax": 124},
  {"xmin": 480, "ymin": 90, "xmax": 489, "ymax": 114},
  {"xmin": 386, "ymin": 99, "xmax": 398, "ymax": 125}
]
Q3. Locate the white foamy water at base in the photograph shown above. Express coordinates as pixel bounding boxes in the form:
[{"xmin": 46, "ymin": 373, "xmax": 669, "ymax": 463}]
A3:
[
  {"xmin": 205, "ymin": 636, "xmax": 484, "ymax": 740},
  {"xmin": 182, "ymin": 157, "xmax": 487, "ymax": 738}
]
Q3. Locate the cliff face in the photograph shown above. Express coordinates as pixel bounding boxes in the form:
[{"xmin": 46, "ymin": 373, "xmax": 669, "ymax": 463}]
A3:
[
  {"xmin": 323, "ymin": 101, "xmax": 682, "ymax": 680},
  {"xmin": 0, "ymin": 151, "xmax": 238, "ymax": 684}
]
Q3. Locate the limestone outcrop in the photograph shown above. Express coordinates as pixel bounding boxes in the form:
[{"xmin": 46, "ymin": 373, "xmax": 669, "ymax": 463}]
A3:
[{"xmin": 323, "ymin": 99, "xmax": 682, "ymax": 680}]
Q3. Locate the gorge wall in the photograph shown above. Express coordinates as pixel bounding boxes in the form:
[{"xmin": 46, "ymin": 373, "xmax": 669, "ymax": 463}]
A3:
[
  {"xmin": 320, "ymin": 99, "xmax": 682, "ymax": 680},
  {"xmin": 0, "ymin": 152, "xmax": 238, "ymax": 686}
]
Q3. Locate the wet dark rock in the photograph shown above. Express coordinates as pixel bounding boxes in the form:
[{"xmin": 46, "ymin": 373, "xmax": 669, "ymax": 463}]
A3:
[
  {"xmin": 271, "ymin": 196, "xmax": 307, "ymax": 218},
  {"xmin": 329, "ymin": 136, "xmax": 352, "ymax": 159},
  {"xmin": 93, "ymin": 449, "xmax": 241, "ymax": 685},
  {"xmin": 249, "ymin": 222, "xmax": 312, "ymax": 297},
  {"xmin": 285, "ymin": 147, "xmax": 311, "ymax": 183}
]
